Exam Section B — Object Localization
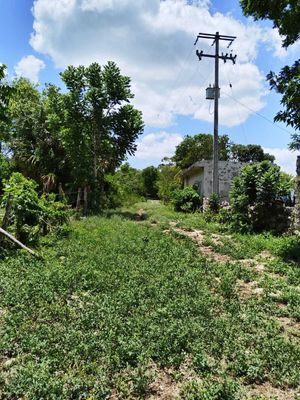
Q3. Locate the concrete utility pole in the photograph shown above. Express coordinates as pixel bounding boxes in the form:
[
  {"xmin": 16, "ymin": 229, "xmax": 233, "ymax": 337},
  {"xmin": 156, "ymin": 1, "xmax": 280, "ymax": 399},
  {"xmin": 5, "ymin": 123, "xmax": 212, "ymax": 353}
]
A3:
[{"xmin": 194, "ymin": 32, "xmax": 237, "ymax": 195}]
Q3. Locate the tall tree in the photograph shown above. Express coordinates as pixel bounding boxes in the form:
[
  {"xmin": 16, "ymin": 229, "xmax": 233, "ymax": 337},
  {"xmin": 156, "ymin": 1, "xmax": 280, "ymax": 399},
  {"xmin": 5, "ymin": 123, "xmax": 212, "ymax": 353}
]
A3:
[
  {"xmin": 60, "ymin": 62, "xmax": 144, "ymax": 207},
  {"xmin": 0, "ymin": 65, "xmax": 12, "ymax": 124},
  {"xmin": 2, "ymin": 78, "xmax": 69, "ymax": 189},
  {"xmin": 230, "ymin": 144, "xmax": 275, "ymax": 163},
  {"xmin": 173, "ymin": 133, "xmax": 230, "ymax": 169},
  {"xmin": 240, "ymin": 0, "xmax": 300, "ymax": 145},
  {"xmin": 141, "ymin": 166, "xmax": 158, "ymax": 198}
]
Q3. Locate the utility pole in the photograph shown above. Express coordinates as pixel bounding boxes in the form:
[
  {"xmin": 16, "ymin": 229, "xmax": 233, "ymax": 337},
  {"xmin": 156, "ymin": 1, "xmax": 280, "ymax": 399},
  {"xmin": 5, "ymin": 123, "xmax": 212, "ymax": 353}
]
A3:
[{"xmin": 194, "ymin": 32, "xmax": 237, "ymax": 195}]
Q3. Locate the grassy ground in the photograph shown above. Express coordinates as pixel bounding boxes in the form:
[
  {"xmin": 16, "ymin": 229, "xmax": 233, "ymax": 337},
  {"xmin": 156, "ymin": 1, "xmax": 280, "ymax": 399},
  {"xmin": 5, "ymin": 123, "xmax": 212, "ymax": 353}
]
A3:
[{"xmin": 0, "ymin": 202, "xmax": 299, "ymax": 399}]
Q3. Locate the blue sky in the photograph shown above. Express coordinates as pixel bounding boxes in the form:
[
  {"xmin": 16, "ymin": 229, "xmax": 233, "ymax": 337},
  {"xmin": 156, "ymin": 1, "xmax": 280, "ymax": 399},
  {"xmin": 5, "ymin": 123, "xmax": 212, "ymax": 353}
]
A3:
[{"xmin": 0, "ymin": 0, "xmax": 298, "ymax": 174}]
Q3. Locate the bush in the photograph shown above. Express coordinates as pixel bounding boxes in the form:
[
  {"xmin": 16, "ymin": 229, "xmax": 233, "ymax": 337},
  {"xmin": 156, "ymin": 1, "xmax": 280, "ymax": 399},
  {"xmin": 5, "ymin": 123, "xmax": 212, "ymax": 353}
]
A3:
[
  {"xmin": 208, "ymin": 193, "xmax": 220, "ymax": 213},
  {"xmin": 180, "ymin": 378, "xmax": 240, "ymax": 400},
  {"xmin": 2, "ymin": 173, "xmax": 69, "ymax": 242},
  {"xmin": 230, "ymin": 161, "xmax": 291, "ymax": 233},
  {"xmin": 171, "ymin": 186, "xmax": 203, "ymax": 212},
  {"xmin": 105, "ymin": 164, "xmax": 145, "ymax": 207},
  {"xmin": 157, "ymin": 164, "xmax": 181, "ymax": 204}
]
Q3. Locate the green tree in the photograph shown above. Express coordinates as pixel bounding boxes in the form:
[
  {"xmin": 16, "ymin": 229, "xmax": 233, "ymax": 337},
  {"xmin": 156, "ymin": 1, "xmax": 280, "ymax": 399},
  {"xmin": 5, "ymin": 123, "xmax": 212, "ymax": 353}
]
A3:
[
  {"xmin": 2, "ymin": 78, "xmax": 69, "ymax": 190},
  {"xmin": 141, "ymin": 166, "xmax": 158, "ymax": 198},
  {"xmin": 0, "ymin": 64, "xmax": 12, "ymax": 124},
  {"xmin": 230, "ymin": 161, "xmax": 291, "ymax": 232},
  {"xmin": 267, "ymin": 60, "xmax": 300, "ymax": 140},
  {"xmin": 230, "ymin": 144, "xmax": 275, "ymax": 163},
  {"xmin": 156, "ymin": 162, "xmax": 181, "ymax": 203},
  {"xmin": 106, "ymin": 163, "xmax": 144, "ymax": 207},
  {"xmin": 240, "ymin": 0, "xmax": 300, "ymax": 146},
  {"xmin": 0, "ymin": 153, "xmax": 12, "ymax": 193},
  {"xmin": 60, "ymin": 62, "xmax": 144, "ymax": 208},
  {"xmin": 240, "ymin": 0, "xmax": 299, "ymax": 47},
  {"xmin": 173, "ymin": 133, "xmax": 230, "ymax": 169}
]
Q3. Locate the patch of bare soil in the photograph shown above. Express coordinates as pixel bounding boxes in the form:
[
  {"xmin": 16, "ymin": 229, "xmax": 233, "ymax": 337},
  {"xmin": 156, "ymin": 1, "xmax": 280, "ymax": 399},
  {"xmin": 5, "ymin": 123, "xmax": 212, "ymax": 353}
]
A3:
[
  {"xmin": 147, "ymin": 369, "xmax": 180, "ymax": 399},
  {"xmin": 246, "ymin": 382, "xmax": 300, "ymax": 400},
  {"xmin": 172, "ymin": 227, "xmax": 232, "ymax": 263},
  {"xmin": 277, "ymin": 316, "xmax": 300, "ymax": 339},
  {"xmin": 238, "ymin": 280, "xmax": 264, "ymax": 300}
]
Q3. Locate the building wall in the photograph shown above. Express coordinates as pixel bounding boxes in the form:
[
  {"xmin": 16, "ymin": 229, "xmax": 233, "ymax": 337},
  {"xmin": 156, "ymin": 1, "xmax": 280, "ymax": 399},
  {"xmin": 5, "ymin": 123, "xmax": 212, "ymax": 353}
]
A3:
[
  {"xmin": 183, "ymin": 161, "xmax": 245, "ymax": 201},
  {"xmin": 184, "ymin": 168, "xmax": 204, "ymax": 193}
]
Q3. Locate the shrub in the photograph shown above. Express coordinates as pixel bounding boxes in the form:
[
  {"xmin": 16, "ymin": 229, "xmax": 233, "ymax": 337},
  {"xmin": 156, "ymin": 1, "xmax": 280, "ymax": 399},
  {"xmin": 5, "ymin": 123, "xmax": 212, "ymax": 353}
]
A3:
[
  {"xmin": 2, "ymin": 173, "xmax": 69, "ymax": 242},
  {"xmin": 105, "ymin": 164, "xmax": 145, "ymax": 207},
  {"xmin": 171, "ymin": 186, "xmax": 203, "ymax": 212},
  {"xmin": 157, "ymin": 164, "xmax": 181, "ymax": 203},
  {"xmin": 230, "ymin": 161, "xmax": 291, "ymax": 233},
  {"xmin": 180, "ymin": 378, "xmax": 241, "ymax": 400},
  {"xmin": 270, "ymin": 236, "xmax": 300, "ymax": 262},
  {"xmin": 208, "ymin": 193, "xmax": 220, "ymax": 213}
]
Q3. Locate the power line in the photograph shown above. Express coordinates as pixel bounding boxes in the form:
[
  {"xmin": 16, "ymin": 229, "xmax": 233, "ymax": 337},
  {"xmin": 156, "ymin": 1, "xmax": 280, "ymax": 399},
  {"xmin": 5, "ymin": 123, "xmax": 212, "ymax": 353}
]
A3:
[{"xmin": 222, "ymin": 91, "xmax": 294, "ymax": 136}]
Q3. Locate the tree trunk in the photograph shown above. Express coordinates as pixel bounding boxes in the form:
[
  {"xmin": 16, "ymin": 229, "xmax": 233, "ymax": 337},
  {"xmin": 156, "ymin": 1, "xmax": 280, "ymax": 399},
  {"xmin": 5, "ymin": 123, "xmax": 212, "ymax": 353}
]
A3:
[
  {"xmin": 76, "ymin": 187, "xmax": 82, "ymax": 210},
  {"xmin": 83, "ymin": 186, "xmax": 88, "ymax": 216},
  {"xmin": 58, "ymin": 183, "xmax": 65, "ymax": 202},
  {"xmin": 93, "ymin": 132, "xmax": 98, "ymax": 209},
  {"xmin": 1, "ymin": 194, "xmax": 13, "ymax": 231},
  {"xmin": 0, "ymin": 194, "xmax": 13, "ymax": 244}
]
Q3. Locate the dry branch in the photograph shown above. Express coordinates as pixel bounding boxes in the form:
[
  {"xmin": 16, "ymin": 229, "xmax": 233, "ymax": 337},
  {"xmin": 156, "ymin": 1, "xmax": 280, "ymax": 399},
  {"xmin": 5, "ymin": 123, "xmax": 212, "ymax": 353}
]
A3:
[{"xmin": 0, "ymin": 227, "xmax": 37, "ymax": 256}]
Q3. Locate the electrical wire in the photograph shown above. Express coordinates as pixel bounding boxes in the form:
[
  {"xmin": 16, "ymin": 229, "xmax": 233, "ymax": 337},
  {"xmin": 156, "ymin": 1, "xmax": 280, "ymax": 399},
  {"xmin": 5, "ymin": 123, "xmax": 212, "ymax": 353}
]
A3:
[
  {"xmin": 222, "ymin": 91, "xmax": 294, "ymax": 136},
  {"xmin": 225, "ymin": 63, "xmax": 249, "ymax": 143}
]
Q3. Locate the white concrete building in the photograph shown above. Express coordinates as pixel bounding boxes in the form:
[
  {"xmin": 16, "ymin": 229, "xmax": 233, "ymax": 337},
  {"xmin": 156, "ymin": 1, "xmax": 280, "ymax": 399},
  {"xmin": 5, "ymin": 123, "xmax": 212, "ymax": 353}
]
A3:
[{"xmin": 181, "ymin": 160, "xmax": 246, "ymax": 201}]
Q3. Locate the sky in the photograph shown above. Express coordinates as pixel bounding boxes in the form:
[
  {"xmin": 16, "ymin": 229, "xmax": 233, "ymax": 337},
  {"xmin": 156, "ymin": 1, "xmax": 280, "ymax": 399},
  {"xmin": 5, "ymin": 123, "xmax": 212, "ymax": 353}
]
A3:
[{"xmin": 0, "ymin": 0, "xmax": 299, "ymax": 174}]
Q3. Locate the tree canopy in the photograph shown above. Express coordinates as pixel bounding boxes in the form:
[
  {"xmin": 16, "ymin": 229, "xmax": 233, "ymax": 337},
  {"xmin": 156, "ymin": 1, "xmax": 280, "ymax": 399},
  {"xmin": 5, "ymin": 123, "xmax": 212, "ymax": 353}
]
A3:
[
  {"xmin": 173, "ymin": 134, "xmax": 275, "ymax": 169},
  {"xmin": 240, "ymin": 0, "xmax": 300, "ymax": 147},
  {"xmin": 1, "ymin": 62, "xmax": 144, "ymax": 210},
  {"xmin": 0, "ymin": 65, "xmax": 12, "ymax": 124},
  {"xmin": 240, "ymin": 0, "xmax": 300, "ymax": 47},
  {"xmin": 173, "ymin": 133, "xmax": 230, "ymax": 169},
  {"xmin": 230, "ymin": 144, "xmax": 275, "ymax": 163}
]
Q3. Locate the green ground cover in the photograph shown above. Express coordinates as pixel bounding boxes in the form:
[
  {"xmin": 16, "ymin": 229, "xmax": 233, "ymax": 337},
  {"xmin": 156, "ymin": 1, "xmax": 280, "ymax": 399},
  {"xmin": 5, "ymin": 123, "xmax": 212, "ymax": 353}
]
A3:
[{"xmin": 0, "ymin": 203, "xmax": 300, "ymax": 399}]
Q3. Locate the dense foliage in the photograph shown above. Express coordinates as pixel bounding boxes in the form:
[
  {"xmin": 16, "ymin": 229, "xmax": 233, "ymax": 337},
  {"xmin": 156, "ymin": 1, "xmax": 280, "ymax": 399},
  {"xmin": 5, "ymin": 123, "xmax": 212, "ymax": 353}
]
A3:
[
  {"xmin": 156, "ymin": 161, "xmax": 181, "ymax": 203},
  {"xmin": 173, "ymin": 134, "xmax": 275, "ymax": 169},
  {"xmin": 0, "ymin": 62, "xmax": 144, "ymax": 211},
  {"xmin": 171, "ymin": 186, "xmax": 203, "ymax": 212},
  {"xmin": 0, "ymin": 209, "xmax": 299, "ymax": 398},
  {"xmin": 240, "ymin": 0, "xmax": 299, "ymax": 47},
  {"xmin": 268, "ymin": 60, "xmax": 300, "ymax": 139},
  {"xmin": 2, "ymin": 173, "xmax": 69, "ymax": 242},
  {"xmin": 106, "ymin": 163, "xmax": 145, "ymax": 207},
  {"xmin": 240, "ymin": 0, "xmax": 300, "ymax": 146},
  {"xmin": 173, "ymin": 133, "xmax": 230, "ymax": 169},
  {"xmin": 230, "ymin": 161, "xmax": 291, "ymax": 232},
  {"xmin": 141, "ymin": 166, "xmax": 158, "ymax": 198},
  {"xmin": 230, "ymin": 144, "xmax": 275, "ymax": 163},
  {"xmin": 0, "ymin": 64, "xmax": 12, "ymax": 124}
]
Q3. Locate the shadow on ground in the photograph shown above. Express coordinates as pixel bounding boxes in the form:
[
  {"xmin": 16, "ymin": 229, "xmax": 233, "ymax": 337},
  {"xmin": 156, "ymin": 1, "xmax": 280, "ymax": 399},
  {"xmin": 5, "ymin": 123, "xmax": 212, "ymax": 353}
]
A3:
[{"xmin": 103, "ymin": 210, "xmax": 148, "ymax": 222}]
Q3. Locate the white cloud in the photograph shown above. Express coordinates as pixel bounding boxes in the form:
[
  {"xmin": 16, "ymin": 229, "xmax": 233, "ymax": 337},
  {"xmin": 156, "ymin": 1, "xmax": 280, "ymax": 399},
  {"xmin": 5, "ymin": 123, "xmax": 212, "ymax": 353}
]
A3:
[
  {"xmin": 14, "ymin": 55, "xmax": 45, "ymax": 83},
  {"xmin": 30, "ymin": 0, "xmax": 290, "ymax": 127},
  {"xmin": 264, "ymin": 147, "xmax": 298, "ymax": 175},
  {"xmin": 134, "ymin": 131, "xmax": 183, "ymax": 161}
]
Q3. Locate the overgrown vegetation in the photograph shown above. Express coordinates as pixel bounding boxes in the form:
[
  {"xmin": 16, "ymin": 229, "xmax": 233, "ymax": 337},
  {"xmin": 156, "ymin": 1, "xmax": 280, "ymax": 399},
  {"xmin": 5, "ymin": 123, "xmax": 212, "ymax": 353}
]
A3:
[
  {"xmin": 171, "ymin": 186, "xmax": 203, "ymax": 212},
  {"xmin": 1, "ymin": 173, "xmax": 69, "ymax": 243},
  {"xmin": 230, "ymin": 161, "xmax": 292, "ymax": 233},
  {"xmin": 0, "ymin": 207, "xmax": 299, "ymax": 398}
]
